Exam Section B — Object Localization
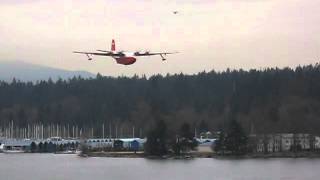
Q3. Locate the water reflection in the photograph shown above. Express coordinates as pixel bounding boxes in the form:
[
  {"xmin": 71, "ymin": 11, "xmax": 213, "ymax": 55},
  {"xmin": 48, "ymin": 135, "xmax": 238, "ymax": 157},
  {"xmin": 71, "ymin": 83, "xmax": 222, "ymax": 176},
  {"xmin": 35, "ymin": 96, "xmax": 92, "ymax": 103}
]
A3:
[{"xmin": 1, "ymin": 154, "xmax": 319, "ymax": 180}]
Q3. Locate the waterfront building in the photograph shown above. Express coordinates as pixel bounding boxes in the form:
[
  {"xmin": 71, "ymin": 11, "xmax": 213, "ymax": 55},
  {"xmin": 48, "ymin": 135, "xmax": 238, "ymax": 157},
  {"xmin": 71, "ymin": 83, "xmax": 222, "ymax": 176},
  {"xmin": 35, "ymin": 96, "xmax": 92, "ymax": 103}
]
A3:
[
  {"xmin": 1, "ymin": 139, "xmax": 33, "ymax": 152},
  {"xmin": 315, "ymin": 136, "xmax": 320, "ymax": 150},
  {"xmin": 196, "ymin": 138, "xmax": 216, "ymax": 152},
  {"xmin": 84, "ymin": 138, "xmax": 113, "ymax": 149},
  {"xmin": 253, "ymin": 133, "xmax": 316, "ymax": 153},
  {"xmin": 84, "ymin": 138, "xmax": 146, "ymax": 151}
]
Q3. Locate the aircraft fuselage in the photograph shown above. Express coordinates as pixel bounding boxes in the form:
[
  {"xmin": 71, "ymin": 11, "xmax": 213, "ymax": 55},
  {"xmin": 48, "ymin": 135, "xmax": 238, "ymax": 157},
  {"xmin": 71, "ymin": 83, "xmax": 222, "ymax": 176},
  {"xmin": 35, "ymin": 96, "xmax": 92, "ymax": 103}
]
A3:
[{"xmin": 114, "ymin": 56, "xmax": 137, "ymax": 65}]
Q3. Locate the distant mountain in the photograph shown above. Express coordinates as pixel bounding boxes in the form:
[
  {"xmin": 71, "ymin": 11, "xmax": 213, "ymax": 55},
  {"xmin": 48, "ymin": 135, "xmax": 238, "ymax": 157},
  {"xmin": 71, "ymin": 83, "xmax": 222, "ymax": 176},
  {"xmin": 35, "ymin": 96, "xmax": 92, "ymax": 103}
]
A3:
[{"xmin": 0, "ymin": 61, "xmax": 95, "ymax": 82}]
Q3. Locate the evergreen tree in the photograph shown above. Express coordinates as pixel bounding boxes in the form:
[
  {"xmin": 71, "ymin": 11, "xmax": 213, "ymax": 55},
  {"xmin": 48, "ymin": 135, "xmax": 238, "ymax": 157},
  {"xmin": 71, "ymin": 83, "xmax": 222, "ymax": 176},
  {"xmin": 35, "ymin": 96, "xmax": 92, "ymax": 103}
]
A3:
[
  {"xmin": 213, "ymin": 130, "xmax": 226, "ymax": 154},
  {"xmin": 38, "ymin": 142, "xmax": 43, "ymax": 153},
  {"xmin": 180, "ymin": 122, "xmax": 194, "ymax": 140},
  {"xmin": 30, "ymin": 142, "xmax": 37, "ymax": 153},
  {"xmin": 173, "ymin": 122, "xmax": 198, "ymax": 155},
  {"xmin": 224, "ymin": 120, "xmax": 248, "ymax": 155},
  {"xmin": 1, "ymin": 64, "xmax": 320, "ymax": 137},
  {"xmin": 43, "ymin": 142, "xmax": 48, "ymax": 153},
  {"xmin": 145, "ymin": 120, "xmax": 168, "ymax": 156}
]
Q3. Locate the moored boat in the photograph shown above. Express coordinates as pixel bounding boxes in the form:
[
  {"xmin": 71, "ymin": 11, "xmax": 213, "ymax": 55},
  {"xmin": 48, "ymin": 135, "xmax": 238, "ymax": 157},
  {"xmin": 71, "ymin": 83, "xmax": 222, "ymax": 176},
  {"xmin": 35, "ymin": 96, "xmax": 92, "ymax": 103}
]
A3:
[{"xmin": 2, "ymin": 147, "xmax": 25, "ymax": 153}]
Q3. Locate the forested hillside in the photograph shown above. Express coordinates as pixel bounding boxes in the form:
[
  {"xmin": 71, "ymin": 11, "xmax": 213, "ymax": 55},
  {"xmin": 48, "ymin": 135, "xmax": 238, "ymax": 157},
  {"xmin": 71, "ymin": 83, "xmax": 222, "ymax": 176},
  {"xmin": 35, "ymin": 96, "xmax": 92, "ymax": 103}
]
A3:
[
  {"xmin": 1, "ymin": 64, "xmax": 320, "ymax": 137},
  {"xmin": 0, "ymin": 61, "xmax": 94, "ymax": 82}
]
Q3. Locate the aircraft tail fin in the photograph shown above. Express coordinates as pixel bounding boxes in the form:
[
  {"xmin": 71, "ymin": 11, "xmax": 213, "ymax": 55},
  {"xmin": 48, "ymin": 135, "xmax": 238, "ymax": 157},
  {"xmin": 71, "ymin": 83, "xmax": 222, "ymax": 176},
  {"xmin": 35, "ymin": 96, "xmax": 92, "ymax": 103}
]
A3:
[{"xmin": 111, "ymin": 39, "xmax": 116, "ymax": 51}]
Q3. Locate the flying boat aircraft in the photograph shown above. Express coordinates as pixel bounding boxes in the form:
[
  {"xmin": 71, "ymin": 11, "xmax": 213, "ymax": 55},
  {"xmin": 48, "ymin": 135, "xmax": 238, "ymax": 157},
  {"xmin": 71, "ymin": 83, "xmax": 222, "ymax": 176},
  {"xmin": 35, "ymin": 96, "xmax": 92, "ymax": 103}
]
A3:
[{"xmin": 73, "ymin": 40, "xmax": 178, "ymax": 65}]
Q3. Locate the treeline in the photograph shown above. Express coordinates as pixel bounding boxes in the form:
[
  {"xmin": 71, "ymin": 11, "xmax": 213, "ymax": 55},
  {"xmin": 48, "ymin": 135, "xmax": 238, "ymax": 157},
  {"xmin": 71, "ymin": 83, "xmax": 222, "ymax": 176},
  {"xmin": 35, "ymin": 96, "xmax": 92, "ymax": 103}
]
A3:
[{"xmin": 1, "ymin": 64, "xmax": 320, "ymax": 137}]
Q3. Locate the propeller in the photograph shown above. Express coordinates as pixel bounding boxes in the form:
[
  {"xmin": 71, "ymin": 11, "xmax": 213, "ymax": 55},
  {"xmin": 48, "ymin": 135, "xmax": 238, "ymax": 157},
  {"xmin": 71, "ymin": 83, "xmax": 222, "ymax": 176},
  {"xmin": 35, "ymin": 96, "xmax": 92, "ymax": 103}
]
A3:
[
  {"xmin": 117, "ymin": 51, "xmax": 125, "ymax": 56},
  {"xmin": 134, "ymin": 50, "xmax": 140, "ymax": 56},
  {"xmin": 143, "ymin": 50, "xmax": 150, "ymax": 54}
]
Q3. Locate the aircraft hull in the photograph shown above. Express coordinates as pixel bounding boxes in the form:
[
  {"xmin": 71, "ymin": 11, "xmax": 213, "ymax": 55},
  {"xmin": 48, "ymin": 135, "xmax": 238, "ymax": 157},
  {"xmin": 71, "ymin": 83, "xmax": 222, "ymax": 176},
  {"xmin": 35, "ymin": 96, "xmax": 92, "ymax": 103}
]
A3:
[{"xmin": 115, "ymin": 57, "xmax": 137, "ymax": 65}]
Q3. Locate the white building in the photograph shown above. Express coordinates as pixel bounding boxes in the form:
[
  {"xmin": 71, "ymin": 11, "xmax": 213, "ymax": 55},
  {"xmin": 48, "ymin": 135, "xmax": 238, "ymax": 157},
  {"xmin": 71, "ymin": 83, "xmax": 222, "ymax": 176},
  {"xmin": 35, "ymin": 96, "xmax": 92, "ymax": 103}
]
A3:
[
  {"xmin": 84, "ymin": 138, "xmax": 146, "ymax": 150},
  {"xmin": 0, "ymin": 139, "xmax": 33, "ymax": 152},
  {"xmin": 255, "ymin": 134, "xmax": 282, "ymax": 153},
  {"xmin": 315, "ymin": 136, "xmax": 320, "ymax": 149},
  {"xmin": 196, "ymin": 138, "xmax": 216, "ymax": 152},
  {"xmin": 84, "ymin": 138, "xmax": 113, "ymax": 149},
  {"xmin": 254, "ymin": 133, "xmax": 315, "ymax": 153}
]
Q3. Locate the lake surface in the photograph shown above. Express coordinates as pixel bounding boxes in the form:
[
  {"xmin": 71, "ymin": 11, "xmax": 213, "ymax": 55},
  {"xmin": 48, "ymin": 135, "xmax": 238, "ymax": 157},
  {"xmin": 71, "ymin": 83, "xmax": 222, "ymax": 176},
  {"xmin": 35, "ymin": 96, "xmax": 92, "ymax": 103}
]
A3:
[{"xmin": 1, "ymin": 153, "xmax": 320, "ymax": 180}]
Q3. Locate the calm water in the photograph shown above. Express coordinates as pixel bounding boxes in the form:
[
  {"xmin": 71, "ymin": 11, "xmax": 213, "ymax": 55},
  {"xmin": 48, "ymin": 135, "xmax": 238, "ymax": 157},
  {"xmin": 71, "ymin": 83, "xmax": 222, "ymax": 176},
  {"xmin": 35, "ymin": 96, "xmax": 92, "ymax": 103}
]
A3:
[{"xmin": 1, "ymin": 153, "xmax": 320, "ymax": 180}]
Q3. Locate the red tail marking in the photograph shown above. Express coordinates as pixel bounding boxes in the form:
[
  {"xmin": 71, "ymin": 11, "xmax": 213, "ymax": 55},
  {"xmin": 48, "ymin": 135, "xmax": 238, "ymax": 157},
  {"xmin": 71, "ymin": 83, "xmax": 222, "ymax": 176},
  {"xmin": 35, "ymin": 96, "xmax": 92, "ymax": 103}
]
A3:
[{"xmin": 111, "ymin": 39, "xmax": 116, "ymax": 51}]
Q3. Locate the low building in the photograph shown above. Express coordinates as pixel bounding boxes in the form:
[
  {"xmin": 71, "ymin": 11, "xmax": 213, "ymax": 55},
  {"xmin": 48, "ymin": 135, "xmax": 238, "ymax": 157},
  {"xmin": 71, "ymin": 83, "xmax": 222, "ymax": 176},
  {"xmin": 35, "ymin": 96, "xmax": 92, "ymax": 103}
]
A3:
[
  {"xmin": 84, "ymin": 138, "xmax": 146, "ymax": 151},
  {"xmin": 84, "ymin": 138, "xmax": 113, "ymax": 149},
  {"xmin": 196, "ymin": 138, "xmax": 216, "ymax": 152},
  {"xmin": 255, "ymin": 134, "xmax": 282, "ymax": 153},
  {"xmin": 44, "ymin": 137, "xmax": 80, "ymax": 145},
  {"xmin": 120, "ymin": 138, "xmax": 146, "ymax": 151},
  {"xmin": 315, "ymin": 136, "xmax": 320, "ymax": 150},
  {"xmin": 1, "ymin": 139, "xmax": 32, "ymax": 152},
  {"xmin": 253, "ymin": 133, "xmax": 316, "ymax": 153}
]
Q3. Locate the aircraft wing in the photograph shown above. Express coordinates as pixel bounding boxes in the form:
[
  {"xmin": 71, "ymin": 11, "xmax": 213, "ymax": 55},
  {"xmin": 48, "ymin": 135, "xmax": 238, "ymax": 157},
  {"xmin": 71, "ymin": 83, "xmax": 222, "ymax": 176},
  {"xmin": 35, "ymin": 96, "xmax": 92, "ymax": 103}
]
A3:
[
  {"xmin": 96, "ymin": 50, "xmax": 112, "ymax": 53},
  {"xmin": 134, "ymin": 52, "xmax": 178, "ymax": 56},
  {"xmin": 73, "ymin": 51, "xmax": 123, "ymax": 56}
]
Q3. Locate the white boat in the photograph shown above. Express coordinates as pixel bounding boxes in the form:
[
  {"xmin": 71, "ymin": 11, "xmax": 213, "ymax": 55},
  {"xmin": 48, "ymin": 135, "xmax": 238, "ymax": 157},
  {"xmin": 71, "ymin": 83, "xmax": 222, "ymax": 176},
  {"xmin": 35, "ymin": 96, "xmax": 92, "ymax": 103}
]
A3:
[
  {"xmin": 1, "ymin": 139, "xmax": 31, "ymax": 153},
  {"xmin": 55, "ymin": 150, "xmax": 76, "ymax": 154},
  {"xmin": 3, "ymin": 149, "xmax": 25, "ymax": 153},
  {"xmin": 2, "ymin": 147, "xmax": 25, "ymax": 153},
  {"xmin": 0, "ymin": 144, "xmax": 4, "ymax": 153}
]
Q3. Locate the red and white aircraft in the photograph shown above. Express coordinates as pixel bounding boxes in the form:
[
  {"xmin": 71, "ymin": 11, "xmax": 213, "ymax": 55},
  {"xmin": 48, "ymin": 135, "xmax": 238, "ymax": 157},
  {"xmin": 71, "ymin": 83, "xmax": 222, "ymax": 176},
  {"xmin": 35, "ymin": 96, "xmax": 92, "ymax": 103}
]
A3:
[{"xmin": 74, "ymin": 39, "xmax": 178, "ymax": 65}]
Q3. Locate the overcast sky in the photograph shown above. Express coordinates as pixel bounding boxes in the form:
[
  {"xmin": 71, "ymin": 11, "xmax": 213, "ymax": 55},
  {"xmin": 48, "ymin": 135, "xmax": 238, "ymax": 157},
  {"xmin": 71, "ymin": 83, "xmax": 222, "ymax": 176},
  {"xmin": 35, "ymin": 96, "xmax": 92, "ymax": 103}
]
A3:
[{"xmin": 1, "ymin": 0, "xmax": 320, "ymax": 76}]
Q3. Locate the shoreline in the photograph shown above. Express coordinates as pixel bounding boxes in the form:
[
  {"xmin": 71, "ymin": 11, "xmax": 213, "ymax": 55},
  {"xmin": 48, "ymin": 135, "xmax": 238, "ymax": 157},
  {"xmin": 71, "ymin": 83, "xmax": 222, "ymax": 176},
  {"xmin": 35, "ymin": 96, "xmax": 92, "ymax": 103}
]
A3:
[{"xmin": 80, "ymin": 151, "xmax": 320, "ymax": 159}]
